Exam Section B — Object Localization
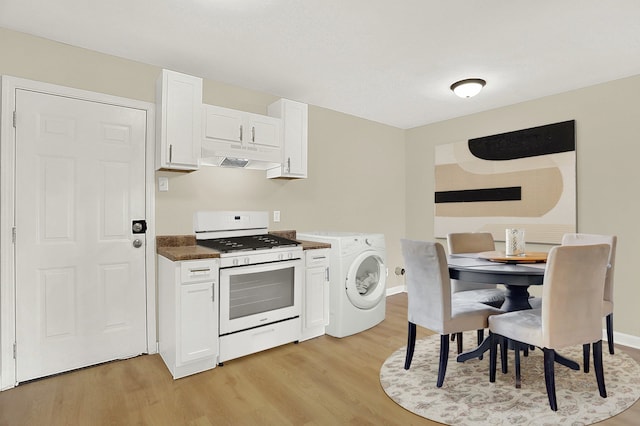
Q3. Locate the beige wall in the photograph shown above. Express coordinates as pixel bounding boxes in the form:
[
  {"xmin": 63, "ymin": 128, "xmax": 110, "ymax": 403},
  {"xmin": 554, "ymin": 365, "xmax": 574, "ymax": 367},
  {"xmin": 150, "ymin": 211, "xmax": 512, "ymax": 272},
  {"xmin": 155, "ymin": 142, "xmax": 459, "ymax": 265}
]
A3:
[
  {"xmin": 406, "ymin": 75, "xmax": 640, "ymax": 337},
  {"xmin": 0, "ymin": 28, "xmax": 158, "ymax": 103},
  {"xmin": 0, "ymin": 27, "xmax": 407, "ymax": 289}
]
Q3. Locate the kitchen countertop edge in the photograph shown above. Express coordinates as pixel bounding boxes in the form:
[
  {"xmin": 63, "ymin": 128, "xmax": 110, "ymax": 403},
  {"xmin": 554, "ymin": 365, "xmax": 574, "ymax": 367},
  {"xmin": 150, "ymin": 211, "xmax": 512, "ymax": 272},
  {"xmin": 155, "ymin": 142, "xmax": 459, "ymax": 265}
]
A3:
[{"xmin": 157, "ymin": 233, "xmax": 331, "ymax": 262}]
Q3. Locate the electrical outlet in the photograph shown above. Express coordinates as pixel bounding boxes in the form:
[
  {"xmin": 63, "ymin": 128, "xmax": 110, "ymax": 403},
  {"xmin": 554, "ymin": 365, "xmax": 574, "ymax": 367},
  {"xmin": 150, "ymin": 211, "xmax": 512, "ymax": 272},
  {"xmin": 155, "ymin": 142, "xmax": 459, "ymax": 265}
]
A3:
[{"xmin": 273, "ymin": 210, "xmax": 281, "ymax": 222}]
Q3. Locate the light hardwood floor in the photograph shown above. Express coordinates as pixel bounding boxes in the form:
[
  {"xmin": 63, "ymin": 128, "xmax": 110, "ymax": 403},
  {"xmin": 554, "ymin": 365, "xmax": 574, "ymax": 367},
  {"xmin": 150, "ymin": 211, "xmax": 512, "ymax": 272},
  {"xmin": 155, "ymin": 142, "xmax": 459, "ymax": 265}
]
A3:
[{"xmin": 1, "ymin": 293, "xmax": 638, "ymax": 425}]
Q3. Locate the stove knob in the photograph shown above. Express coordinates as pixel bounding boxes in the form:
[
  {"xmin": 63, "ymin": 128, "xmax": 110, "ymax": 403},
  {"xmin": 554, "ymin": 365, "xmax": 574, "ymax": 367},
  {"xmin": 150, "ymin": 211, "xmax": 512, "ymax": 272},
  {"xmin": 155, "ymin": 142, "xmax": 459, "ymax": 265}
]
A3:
[
  {"xmin": 278, "ymin": 253, "xmax": 284, "ymax": 260},
  {"xmin": 288, "ymin": 252, "xmax": 293, "ymax": 259},
  {"xmin": 233, "ymin": 258, "xmax": 239, "ymax": 266},
  {"xmin": 244, "ymin": 257, "xmax": 250, "ymax": 265}
]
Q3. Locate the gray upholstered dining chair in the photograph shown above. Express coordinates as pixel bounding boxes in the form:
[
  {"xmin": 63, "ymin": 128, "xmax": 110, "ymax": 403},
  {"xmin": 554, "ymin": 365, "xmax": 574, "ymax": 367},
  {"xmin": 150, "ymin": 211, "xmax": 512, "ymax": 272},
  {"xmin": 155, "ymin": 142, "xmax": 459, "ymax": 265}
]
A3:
[
  {"xmin": 447, "ymin": 232, "xmax": 506, "ymax": 306},
  {"xmin": 447, "ymin": 232, "xmax": 506, "ymax": 352},
  {"xmin": 529, "ymin": 233, "xmax": 617, "ymax": 369},
  {"xmin": 562, "ymin": 233, "xmax": 617, "ymax": 356},
  {"xmin": 488, "ymin": 243, "xmax": 610, "ymax": 411},
  {"xmin": 400, "ymin": 239, "xmax": 503, "ymax": 388}
]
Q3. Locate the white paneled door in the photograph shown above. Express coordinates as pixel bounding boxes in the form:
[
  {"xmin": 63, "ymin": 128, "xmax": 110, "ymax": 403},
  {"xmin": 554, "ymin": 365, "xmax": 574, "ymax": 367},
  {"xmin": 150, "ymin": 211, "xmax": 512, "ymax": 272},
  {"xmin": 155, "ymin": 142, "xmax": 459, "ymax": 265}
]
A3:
[{"xmin": 14, "ymin": 89, "xmax": 148, "ymax": 382}]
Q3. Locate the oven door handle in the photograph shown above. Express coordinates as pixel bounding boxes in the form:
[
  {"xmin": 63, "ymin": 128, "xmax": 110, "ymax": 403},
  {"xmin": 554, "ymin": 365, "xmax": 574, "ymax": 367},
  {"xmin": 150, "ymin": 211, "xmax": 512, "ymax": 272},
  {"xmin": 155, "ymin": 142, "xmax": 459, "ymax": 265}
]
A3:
[{"xmin": 220, "ymin": 258, "xmax": 302, "ymax": 274}]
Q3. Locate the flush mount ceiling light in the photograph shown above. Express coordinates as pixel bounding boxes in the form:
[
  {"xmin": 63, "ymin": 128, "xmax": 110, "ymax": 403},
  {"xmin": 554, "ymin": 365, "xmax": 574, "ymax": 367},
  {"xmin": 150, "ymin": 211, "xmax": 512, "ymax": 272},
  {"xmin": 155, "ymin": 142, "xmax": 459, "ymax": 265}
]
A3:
[{"xmin": 450, "ymin": 78, "xmax": 486, "ymax": 98}]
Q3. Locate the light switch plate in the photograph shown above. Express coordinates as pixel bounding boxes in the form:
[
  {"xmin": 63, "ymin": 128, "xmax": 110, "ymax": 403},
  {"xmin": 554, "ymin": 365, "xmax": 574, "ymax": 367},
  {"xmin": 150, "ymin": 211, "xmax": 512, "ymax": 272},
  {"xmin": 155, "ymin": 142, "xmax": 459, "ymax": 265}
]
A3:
[
  {"xmin": 158, "ymin": 177, "xmax": 169, "ymax": 192},
  {"xmin": 273, "ymin": 210, "xmax": 281, "ymax": 222}
]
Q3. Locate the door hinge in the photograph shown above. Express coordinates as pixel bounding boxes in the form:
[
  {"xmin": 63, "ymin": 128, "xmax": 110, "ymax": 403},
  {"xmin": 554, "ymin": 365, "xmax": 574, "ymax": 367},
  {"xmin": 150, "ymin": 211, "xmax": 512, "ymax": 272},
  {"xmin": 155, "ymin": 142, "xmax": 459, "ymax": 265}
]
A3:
[
  {"xmin": 13, "ymin": 111, "xmax": 17, "ymax": 128},
  {"xmin": 13, "ymin": 342, "xmax": 17, "ymax": 359},
  {"xmin": 12, "ymin": 227, "xmax": 16, "ymax": 243}
]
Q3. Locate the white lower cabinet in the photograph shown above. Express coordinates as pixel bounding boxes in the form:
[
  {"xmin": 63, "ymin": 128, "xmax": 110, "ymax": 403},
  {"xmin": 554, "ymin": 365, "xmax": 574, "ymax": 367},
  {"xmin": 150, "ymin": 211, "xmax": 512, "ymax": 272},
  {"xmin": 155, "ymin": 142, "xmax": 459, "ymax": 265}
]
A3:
[
  {"xmin": 158, "ymin": 256, "xmax": 219, "ymax": 379},
  {"xmin": 301, "ymin": 249, "xmax": 330, "ymax": 341}
]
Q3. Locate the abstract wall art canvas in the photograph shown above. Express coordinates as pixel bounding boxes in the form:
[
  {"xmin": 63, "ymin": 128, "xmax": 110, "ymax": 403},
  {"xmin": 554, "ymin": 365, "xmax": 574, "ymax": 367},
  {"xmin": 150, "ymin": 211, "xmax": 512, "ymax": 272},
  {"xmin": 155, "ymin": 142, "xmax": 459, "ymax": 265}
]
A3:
[{"xmin": 434, "ymin": 120, "xmax": 576, "ymax": 244}]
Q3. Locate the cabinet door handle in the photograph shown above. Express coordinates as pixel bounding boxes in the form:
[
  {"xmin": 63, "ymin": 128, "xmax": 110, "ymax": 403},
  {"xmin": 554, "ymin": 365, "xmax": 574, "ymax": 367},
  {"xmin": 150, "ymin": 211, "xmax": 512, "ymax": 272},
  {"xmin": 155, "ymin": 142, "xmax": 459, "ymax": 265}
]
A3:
[
  {"xmin": 169, "ymin": 144, "xmax": 173, "ymax": 163},
  {"xmin": 212, "ymin": 283, "xmax": 215, "ymax": 302},
  {"xmin": 287, "ymin": 157, "xmax": 291, "ymax": 172},
  {"xmin": 325, "ymin": 267, "xmax": 330, "ymax": 281},
  {"xmin": 239, "ymin": 125, "xmax": 243, "ymax": 141},
  {"xmin": 252, "ymin": 126, "xmax": 255, "ymax": 142}
]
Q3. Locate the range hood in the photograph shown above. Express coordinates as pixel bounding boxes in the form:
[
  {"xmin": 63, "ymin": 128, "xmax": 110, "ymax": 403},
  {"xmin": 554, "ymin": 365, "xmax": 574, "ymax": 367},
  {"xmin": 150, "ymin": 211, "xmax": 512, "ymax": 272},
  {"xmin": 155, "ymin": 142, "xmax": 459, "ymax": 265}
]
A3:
[{"xmin": 200, "ymin": 142, "xmax": 280, "ymax": 170}]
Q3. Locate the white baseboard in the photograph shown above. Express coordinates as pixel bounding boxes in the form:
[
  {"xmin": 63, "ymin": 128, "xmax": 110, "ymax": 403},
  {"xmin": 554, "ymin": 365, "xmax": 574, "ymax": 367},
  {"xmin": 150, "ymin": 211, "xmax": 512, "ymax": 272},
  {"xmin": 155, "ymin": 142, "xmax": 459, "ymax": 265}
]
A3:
[
  {"xmin": 386, "ymin": 285, "xmax": 406, "ymax": 296},
  {"xmin": 384, "ymin": 287, "xmax": 640, "ymax": 351},
  {"xmin": 608, "ymin": 330, "xmax": 640, "ymax": 351}
]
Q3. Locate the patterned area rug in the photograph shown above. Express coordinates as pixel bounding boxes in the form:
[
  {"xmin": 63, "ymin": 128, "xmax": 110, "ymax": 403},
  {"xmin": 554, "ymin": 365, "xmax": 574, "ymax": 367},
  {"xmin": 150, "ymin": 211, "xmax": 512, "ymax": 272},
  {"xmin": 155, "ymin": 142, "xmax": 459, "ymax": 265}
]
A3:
[{"xmin": 380, "ymin": 334, "xmax": 640, "ymax": 425}]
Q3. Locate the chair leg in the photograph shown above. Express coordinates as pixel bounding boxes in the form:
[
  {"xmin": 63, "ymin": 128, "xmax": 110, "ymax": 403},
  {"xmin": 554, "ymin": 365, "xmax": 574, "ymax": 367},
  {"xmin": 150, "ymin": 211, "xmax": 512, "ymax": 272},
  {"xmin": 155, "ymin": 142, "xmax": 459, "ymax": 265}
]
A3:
[
  {"xmin": 477, "ymin": 329, "xmax": 484, "ymax": 360},
  {"xmin": 593, "ymin": 340, "xmax": 607, "ymax": 398},
  {"xmin": 451, "ymin": 334, "xmax": 456, "ymax": 342},
  {"xmin": 456, "ymin": 332, "xmax": 463, "ymax": 354},
  {"xmin": 543, "ymin": 348, "xmax": 558, "ymax": 411},
  {"xmin": 404, "ymin": 322, "xmax": 417, "ymax": 370},
  {"xmin": 500, "ymin": 336, "xmax": 508, "ymax": 374},
  {"xmin": 606, "ymin": 314, "xmax": 615, "ymax": 355},
  {"xmin": 514, "ymin": 341, "xmax": 521, "ymax": 389},
  {"xmin": 437, "ymin": 334, "xmax": 450, "ymax": 388},
  {"xmin": 583, "ymin": 343, "xmax": 590, "ymax": 373},
  {"xmin": 489, "ymin": 333, "xmax": 498, "ymax": 383}
]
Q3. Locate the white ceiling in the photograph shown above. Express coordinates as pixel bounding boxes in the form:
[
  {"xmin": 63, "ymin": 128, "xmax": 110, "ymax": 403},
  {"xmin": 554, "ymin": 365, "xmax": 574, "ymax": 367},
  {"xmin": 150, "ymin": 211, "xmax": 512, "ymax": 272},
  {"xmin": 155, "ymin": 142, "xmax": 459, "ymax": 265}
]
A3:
[{"xmin": 2, "ymin": 0, "xmax": 640, "ymax": 129}]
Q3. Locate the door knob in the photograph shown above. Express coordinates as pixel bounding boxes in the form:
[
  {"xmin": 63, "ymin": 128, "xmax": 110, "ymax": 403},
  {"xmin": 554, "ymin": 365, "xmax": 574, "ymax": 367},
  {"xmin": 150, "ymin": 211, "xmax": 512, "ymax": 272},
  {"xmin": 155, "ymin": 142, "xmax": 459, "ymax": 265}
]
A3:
[{"xmin": 133, "ymin": 239, "xmax": 143, "ymax": 248}]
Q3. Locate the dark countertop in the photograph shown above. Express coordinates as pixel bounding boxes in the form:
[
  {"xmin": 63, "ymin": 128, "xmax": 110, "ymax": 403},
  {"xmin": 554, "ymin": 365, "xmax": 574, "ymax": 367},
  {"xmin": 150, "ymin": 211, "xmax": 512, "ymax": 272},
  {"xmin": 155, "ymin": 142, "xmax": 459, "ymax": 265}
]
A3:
[
  {"xmin": 156, "ymin": 231, "xmax": 331, "ymax": 262},
  {"xmin": 299, "ymin": 240, "xmax": 332, "ymax": 251},
  {"xmin": 156, "ymin": 235, "xmax": 220, "ymax": 261}
]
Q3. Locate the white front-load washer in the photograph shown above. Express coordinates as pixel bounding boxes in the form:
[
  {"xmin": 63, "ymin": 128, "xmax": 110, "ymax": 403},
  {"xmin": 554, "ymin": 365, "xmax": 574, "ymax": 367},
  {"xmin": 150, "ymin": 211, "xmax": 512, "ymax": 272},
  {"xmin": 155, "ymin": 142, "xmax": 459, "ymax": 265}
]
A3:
[{"xmin": 297, "ymin": 231, "xmax": 387, "ymax": 338}]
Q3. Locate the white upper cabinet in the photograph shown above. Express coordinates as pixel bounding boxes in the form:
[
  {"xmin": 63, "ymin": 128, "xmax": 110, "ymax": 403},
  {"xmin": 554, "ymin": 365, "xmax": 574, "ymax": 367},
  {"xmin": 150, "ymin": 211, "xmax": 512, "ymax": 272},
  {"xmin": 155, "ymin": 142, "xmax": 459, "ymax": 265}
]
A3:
[
  {"xmin": 248, "ymin": 113, "xmax": 281, "ymax": 148},
  {"xmin": 202, "ymin": 105, "xmax": 244, "ymax": 146},
  {"xmin": 201, "ymin": 104, "xmax": 282, "ymax": 169},
  {"xmin": 156, "ymin": 69, "xmax": 203, "ymax": 171},
  {"xmin": 267, "ymin": 99, "xmax": 308, "ymax": 179}
]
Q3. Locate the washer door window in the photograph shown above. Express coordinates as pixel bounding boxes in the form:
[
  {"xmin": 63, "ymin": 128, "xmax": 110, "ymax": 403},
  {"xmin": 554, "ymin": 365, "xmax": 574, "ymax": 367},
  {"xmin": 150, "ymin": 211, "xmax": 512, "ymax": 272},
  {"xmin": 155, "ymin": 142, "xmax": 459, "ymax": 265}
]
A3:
[{"xmin": 345, "ymin": 251, "xmax": 386, "ymax": 309}]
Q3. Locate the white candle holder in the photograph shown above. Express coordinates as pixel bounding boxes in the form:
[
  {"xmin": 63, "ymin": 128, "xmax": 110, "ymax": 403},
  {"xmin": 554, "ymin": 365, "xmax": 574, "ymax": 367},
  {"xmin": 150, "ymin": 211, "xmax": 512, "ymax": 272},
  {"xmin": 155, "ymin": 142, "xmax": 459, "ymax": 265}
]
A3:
[{"xmin": 505, "ymin": 228, "xmax": 525, "ymax": 256}]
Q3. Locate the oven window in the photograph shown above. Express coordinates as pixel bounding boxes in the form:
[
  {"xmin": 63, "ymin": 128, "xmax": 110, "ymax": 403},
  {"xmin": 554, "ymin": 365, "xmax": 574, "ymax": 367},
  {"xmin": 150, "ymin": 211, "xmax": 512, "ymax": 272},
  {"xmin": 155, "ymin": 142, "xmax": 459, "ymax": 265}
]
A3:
[{"xmin": 229, "ymin": 267, "xmax": 295, "ymax": 320}]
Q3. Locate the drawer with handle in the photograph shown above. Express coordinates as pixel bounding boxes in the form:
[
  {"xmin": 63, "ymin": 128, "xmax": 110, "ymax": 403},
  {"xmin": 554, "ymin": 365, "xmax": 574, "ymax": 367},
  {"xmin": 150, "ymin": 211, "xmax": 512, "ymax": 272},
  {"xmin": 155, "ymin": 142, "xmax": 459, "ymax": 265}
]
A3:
[
  {"xmin": 306, "ymin": 249, "xmax": 329, "ymax": 267},
  {"xmin": 180, "ymin": 259, "xmax": 218, "ymax": 284}
]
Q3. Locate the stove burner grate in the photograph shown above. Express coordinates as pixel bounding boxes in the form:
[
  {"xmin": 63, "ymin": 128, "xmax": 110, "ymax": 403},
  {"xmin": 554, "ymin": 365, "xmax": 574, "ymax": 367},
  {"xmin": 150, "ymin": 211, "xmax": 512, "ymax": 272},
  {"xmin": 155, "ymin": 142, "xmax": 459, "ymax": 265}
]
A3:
[{"xmin": 197, "ymin": 234, "xmax": 299, "ymax": 253}]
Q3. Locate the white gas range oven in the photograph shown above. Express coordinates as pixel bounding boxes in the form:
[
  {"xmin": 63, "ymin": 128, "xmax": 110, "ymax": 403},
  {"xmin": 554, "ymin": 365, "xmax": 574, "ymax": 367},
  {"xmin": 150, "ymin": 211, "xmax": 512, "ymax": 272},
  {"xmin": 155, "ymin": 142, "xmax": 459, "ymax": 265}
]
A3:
[{"xmin": 194, "ymin": 211, "xmax": 303, "ymax": 364}]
